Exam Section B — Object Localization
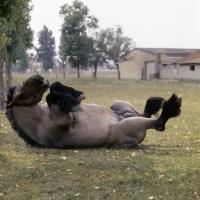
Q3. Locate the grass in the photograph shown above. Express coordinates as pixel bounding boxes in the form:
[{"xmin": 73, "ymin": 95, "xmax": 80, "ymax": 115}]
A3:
[{"xmin": 1, "ymin": 73, "xmax": 200, "ymax": 199}]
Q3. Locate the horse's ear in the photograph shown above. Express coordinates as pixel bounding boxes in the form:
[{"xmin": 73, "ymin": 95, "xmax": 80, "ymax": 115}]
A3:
[
  {"xmin": 6, "ymin": 98, "xmax": 18, "ymax": 108},
  {"xmin": 6, "ymin": 101, "xmax": 14, "ymax": 108}
]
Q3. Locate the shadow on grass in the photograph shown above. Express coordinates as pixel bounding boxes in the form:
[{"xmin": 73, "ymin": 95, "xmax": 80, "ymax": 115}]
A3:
[{"xmin": 134, "ymin": 143, "xmax": 192, "ymax": 156}]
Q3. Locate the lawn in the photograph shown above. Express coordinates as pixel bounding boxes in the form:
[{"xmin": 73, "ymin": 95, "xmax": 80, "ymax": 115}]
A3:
[{"xmin": 0, "ymin": 73, "xmax": 200, "ymax": 200}]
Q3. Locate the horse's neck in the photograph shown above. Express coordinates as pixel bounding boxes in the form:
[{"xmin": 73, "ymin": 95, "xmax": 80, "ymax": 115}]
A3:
[
  {"xmin": 13, "ymin": 104, "xmax": 46, "ymax": 119},
  {"xmin": 5, "ymin": 103, "xmax": 48, "ymax": 146},
  {"xmin": 12, "ymin": 104, "xmax": 48, "ymax": 135}
]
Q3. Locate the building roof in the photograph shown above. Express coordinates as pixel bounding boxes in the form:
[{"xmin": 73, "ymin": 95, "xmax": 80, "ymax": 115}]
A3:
[
  {"xmin": 134, "ymin": 48, "xmax": 198, "ymax": 55},
  {"xmin": 174, "ymin": 50, "xmax": 200, "ymax": 64}
]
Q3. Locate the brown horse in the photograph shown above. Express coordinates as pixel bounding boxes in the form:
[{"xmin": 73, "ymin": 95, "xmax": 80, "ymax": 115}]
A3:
[{"xmin": 5, "ymin": 75, "xmax": 181, "ymax": 148}]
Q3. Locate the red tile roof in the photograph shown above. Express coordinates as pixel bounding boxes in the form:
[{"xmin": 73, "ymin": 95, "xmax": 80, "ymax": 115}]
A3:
[{"xmin": 174, "ymin": 50, "xmax": 200, "ymax": 64}]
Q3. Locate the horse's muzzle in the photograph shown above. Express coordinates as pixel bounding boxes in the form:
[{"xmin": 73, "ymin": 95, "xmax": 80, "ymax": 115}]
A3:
[{"xmin": 41, "ymin": 80, "xmax": 50, "ymax": 88}]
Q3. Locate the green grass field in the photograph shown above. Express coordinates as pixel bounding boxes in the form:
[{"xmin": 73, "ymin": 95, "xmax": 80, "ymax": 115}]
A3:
[{"xmin": 0, "ymin": 73, "xmax": 200, "ymax": 200}]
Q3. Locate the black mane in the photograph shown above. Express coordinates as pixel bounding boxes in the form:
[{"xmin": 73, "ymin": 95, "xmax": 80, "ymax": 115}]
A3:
[{"xmin": 5, "ymin": 86, "xmax": 16, "ymax": 107}]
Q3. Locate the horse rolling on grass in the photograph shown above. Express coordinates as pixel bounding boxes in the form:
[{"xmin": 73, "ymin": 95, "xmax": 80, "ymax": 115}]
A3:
[{"xmin": 5, "ymin": 75, "xmax": 182, "ymax": 149}]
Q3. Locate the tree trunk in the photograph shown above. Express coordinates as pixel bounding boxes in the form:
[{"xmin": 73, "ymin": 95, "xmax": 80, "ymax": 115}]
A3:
[
  {"xmin": 94, "ymin": 65, "xmax": 97, "ymax": 78},
  {"xmin": 116, "ymin": 63, "xmax": 121, "ymax": 80},
  {"xmin": 63, "ymin": 68, "xmax": 66, "ymax": 79},
  {"xmin": 77, "ymin": 66, "xmax": 80, "ymax": 78},
  {"xmin": 5, "ymin": 47, "xmax": 12, "ymax": 88},
  {"xmin": 0, "ymin": 49, "xmax": 5, "ymax": 109}
]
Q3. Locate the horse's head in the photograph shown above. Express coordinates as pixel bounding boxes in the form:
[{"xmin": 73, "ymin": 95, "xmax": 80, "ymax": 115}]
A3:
[{"xmin": 6, "ymin": 75, "xmax": 50, "ymax": 107}]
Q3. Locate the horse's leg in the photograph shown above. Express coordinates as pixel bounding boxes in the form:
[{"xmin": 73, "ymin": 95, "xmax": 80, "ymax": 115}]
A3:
[
  {"xmin": 110, "ymin": 96, "xmax": 165, "ymax": 119},
  {"xmin": 50, "ymin": 81, "xmax": 86, "ymax": 102},
  {"xmin": 114, "ymin": 94, "xmax": 181, "ymax": 148},
  {"xmin": 46, "ymin": 91, "xmax": 81, "ymax": 113},
  {"xmin": 46, "ymin": 91, "xmax": 83, "ymax": 127},
  {"xmin": 143, "ymin": 96, "xmax": 165, "ymax": 118},
  {"xmin": 114, "ymin": 117, "xmax": 153, "ymax": 148},
  {"xmin": 110, "ymin": 100, "xmax": 142, "ymax": 119},
  {"xmin": 155, "ymin": 94, "xmax": 181, "ymax": 131}
]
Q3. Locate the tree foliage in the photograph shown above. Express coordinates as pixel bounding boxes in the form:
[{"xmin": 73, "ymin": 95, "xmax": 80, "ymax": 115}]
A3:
[
  {"xmin": 6, "ymin": 3, "xmax": 33, "ymax": 86},
  {"xmin": 7, "ymin": 17, "xmax": 33, "ymax": 64},
  {"xmin": 101, "ymin": 26, "xmax": 136, "ymax": 79},
  {"xmin": 0, "ymin": 0, "xmax": 32, "ymax": 49},
  {"xmin": 18, "ymin": 51, "xmax": 29, "ymax": 73},
  {"xmin": 59, "ymin": 0, "xmax": 98, "ymax": 78},
  {"xmin": 0, "ymin": 0, "xmax": 33, "ymax": 109},
  {"xmin": 36, "ymin": 26, "xmax": 55, "ymax": 71},
  {"xmin": 88, "ymin": 31, "xmax": 107, "ymax": 78}
]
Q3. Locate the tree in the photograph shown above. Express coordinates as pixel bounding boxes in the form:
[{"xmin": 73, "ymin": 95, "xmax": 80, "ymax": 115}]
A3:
[
  {"xmin": 6, "ymin": 10, "xmax": 33, "ymax": 86},
  {"xmin": 101, "ymin": 26, "xmax": 136, "ymax": 79},
  {"xmin": 36, "ymin": 26, "xmax": 55, "ymax": 71},
  {"xmin": 88, "ymin": 31, "xmax": 107, "ymax": 78},
  {"xmin": 18, "ymin": 51, "xmax": 29, "ymax": 73},
  {"xmin": 59, "ymin": 0, "xmax": 98, "ymax": 78},
  {"xmin": 58, "ymin": 50, "xmax": 67, "ymax": 79},
  {"xmin": 0, "ymin": 0, "xmax": 33, "ymax": 109}
]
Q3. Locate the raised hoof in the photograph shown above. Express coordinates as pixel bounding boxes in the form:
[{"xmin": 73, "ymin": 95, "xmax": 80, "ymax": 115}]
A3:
[
  {"xmin": 144, "ymin": 96, "xmax": 165, "ymax": 118},
  {"xmin": 155, "ymin": 94, "xmax": 181, "ymax": 132},
  {"xmin": 164, "ymin": 94, "xmax": 182, "ymax": 118},
  {"xmin": 170, "ymin": 93, "xmax": 181, "ymax": 107}
]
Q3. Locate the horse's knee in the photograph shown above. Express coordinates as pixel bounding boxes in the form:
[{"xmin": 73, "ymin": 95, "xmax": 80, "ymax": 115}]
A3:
[
  {"xmin": 110, "ymin": 100, "xmax": 121, "ymax": 112},
  {"xmin": 110, "ymin": 100, "xmax": 139, "ymax": 118},
  {"xmin": 115, "ymin": 117, "xmax": 147, "ymax": 148}
]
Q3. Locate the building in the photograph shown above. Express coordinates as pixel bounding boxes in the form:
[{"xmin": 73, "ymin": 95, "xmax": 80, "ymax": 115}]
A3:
[
  {"xmin": 120, "ymin": 48, "xmax": 199, "ymax": 80},
  {"xmin": 174, "ymin": 50, "xmax": 200, "ymax": 80},
  {"xmin": 28, "ymin": 54, "xmax": 117, "ymax": 74},
  {"xmin": 28, "ymin": 54, "xmax": 70, "ymax": 74},
  {"xmin": 28, "ymin": 54, "xmax": 43, "ymax": 73}
]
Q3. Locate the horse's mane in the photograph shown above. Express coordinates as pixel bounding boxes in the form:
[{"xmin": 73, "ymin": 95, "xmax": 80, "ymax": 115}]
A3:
[
  {"xmin": 5, "ymin": 85, "xmax": 16, "ymax": 106},
  {"xmin": 5, "ymin": 86, "xmax": 45, "ymax": 148}
]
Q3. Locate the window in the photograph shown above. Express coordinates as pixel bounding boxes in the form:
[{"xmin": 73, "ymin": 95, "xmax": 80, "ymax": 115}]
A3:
[{"xmin": 190, "ymin": 65, "xmax": 195, "ymax": 71}]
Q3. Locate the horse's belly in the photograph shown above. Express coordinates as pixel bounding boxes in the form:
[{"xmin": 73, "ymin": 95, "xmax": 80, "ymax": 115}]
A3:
[{"xmin": 63, "ymin": 105, "xmax": 118, "ymax": 147}]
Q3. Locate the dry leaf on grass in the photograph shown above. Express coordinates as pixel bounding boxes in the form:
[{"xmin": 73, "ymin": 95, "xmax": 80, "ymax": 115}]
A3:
[
  {"xmin": 159, "ymin": 175, "xmax": 164, "ymax": 179},
  {"xmin": 130, "ymin": 152, "xmax": 136, "ymax": 157},
  {"xmin": 146, "ymin": 172, "xmax": 150, "ymax": 177}
]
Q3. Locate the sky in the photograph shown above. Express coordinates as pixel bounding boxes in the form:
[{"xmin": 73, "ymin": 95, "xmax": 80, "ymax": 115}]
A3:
[{"xmin": 30, "ymin": 0, "xmax": 200, "ymax": 52}]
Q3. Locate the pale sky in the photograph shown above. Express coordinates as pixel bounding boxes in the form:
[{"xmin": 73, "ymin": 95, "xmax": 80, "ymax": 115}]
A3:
[{"xmin": 30, "ymin": 0, "xmax": 200, "ymax": 52}]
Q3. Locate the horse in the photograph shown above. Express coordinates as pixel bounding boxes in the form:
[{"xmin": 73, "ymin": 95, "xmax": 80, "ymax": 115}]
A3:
[{"xmin": 5, "ymin": 74, "xmax": 181, "ymax": 148}]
